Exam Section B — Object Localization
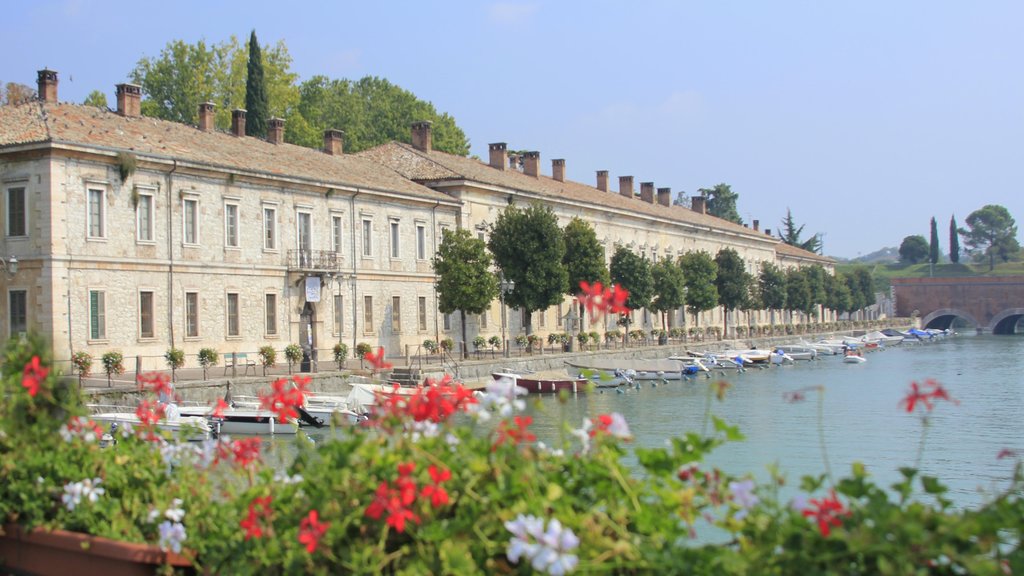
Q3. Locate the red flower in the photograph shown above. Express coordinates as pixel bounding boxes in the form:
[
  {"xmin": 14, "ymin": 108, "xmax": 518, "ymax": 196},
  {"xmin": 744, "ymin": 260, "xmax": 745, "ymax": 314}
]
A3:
[
  {"xmin": 231, "ymin": 438, "xmax": 262, "ymax": 468},
  {"xmin": 211, "ymin": 398, "xmax": 229, "ymax": 419},
  {"xmin": 259, "ymin": 377, "xmax": 304, "ymax": 422},
  {"xmin": 240, "ymin": 495, "xmax": 273, "ymax": 540},
  {"xmin": 607, "ymin": 283, "xmax": 630, "ymax": 314},
  {"xmin": 298, "ymin": 509, "xmax": 329, "ymax": 554},
  {"xmin": 21, "ymin": 356, "xmax": 48, "ymax": 397},
  {"xmin": 493, "ymin": 415, "xmax": 537, "ymax": 451},
  {"xmin": 900, "ymin": 379, "xmax": 958, "ymax": 413},
  {"xmin": 801, "ymin": 490, "xmax": 848, "ymax": 537},
  {"xmin": 578, "ymin": 281, "xmax": 631, "ymax": 320},
  {"xmin": 397, "ymin": 462, "xmax": 415, "ymax": 477},
  {"xmin": 369, "ymin": 379, "xmax": 479, "ymax": 426},
  {"xmin": 137, "ymin": 372, "xmax": 174, "ymax": 399},
  {"xmin": 420, "ymin": 465, "xmax": 451, "ymax": 508},
  {"xmin": 997, "ymin": 448, "xmax": 1018, "ymax": 460},
  {"xmin": 364, "ymin": 347, "xmax": 393, "ymax": 371},
  {"xmin": 365, "ymin": 475, "xmax": 421, "ymax": 534},
  {"xmin": 135, "ymin": 399, "xmax": 167, "ymax": 428}
]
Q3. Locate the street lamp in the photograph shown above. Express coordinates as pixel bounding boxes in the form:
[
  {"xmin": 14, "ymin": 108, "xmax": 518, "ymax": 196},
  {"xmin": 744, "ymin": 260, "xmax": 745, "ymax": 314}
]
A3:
[
  {"xmin": 0, "ymin": 256, "xmax": 18, "ymax": 276},
  {"xmin": 499, "ymin": 276, "xmax": 515, "ymax": 358}
]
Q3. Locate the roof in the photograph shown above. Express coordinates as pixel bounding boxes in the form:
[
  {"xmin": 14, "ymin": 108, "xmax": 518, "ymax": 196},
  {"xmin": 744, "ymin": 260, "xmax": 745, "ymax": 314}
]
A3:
[
  {"xmin": 359, "ymin": 141, "xmax": 832, "ymax": 263},
  {"xmin": 0, "ymin": 101, "xmax": 455, "ymax": 203},
  {"xmin": 773, "ymin": 241, "xmax": 832, "ymax": 264}
]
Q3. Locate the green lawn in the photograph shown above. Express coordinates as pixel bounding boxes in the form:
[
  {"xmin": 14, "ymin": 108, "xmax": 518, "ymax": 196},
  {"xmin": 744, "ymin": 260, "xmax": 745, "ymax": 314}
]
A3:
[{"xmin": 836, "ymin": 259, "xmax": 1024, "ymax": 292}]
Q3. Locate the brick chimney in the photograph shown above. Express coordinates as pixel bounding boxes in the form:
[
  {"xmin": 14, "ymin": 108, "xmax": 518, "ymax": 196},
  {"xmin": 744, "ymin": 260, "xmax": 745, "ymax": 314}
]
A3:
[
  {"xmin": 115, "ymin": 83, "xmax": 142, "ymax": 117},
  {"xmin": 523, "ymin": 151, "xmax": 540, "ymax": 177},
  {"xmin": 267, "ymin": 117, "xmax": 285, "ymax": 144},
  {"xmin": 752, "ymin": 219, "xmax": 760, "ymax": 231},
  {"xmin": 411, "ymin": 121, "xmax": 432, "ymax": 152},
  {"xmin": 619, "ymin": 176, "xmax": 634, "ymax": 200},
  {"xmin": 231, "ymin": 109, "xmax": 247, "ymax": 137},
  {"xmin": 489, "ymin": 143, "xmax": 507, "ymax": 170},
  {"xmin": 765, "ymin": 228, "xmax": 772, "ymax": 236},
  {"xmin": 691, "ymin": 195, "xmax": 706, "ymax": 214},
  {"xmin": 640, "ymin": 182, "xmax": 655, "ymax": 204},
  {"xmin": 657, "ymin": 187, "xmax": 671, "ymax": 207},
  {"xmin": 198, "ymin": 102, "xmax": 215, "ymax": 132},
  {"xmin": 323, "ymin": 129, "xmax": 344, "ymax": 155},
  {"xmin": 37, "ymin": 69, "xmax": 58, "ymax": 103},
  {"xmin": 552, "ymin": 159, "xmax": 565, "ymax": 182},
  {"xmin": 596, "ymin": 170, "xmax": 609, "ymax": 192}
]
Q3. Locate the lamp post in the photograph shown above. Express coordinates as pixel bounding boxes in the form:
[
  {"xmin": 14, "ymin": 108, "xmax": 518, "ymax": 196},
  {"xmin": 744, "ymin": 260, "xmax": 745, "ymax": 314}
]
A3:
[
  {"xmin": 0, "ymin": 256, "xmax": 18, "ymax": 276},
  {"xmin": 499, "ymin": 276, "xmax": 515, "ymax": 358}
]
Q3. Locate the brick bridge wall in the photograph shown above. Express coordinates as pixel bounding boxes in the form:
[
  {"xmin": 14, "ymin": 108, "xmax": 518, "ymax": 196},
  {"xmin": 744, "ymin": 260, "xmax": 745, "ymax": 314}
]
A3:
[{"xmin": 891, "ymin": 276, "xmax": 1024, "ymax": 333}]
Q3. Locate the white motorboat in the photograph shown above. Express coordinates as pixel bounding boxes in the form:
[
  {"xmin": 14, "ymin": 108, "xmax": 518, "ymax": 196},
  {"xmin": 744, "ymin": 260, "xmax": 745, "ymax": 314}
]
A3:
[
  {"xmin": 90, "ymin": 404, "xmax": 211, "ymax": 441},
  {"xmin": 773, "ymin": 345, "xmax": 818, "ymax": 361},
  {"xmin": 769, "ymin": 349, "xmax": 796, "ymax": 365},
  {"xmin": 861, "ymin": 330, "xmax": 904, "ymax": 346},
  {"xmin": 842, "ymin": 350, "xmax": 867, "ymax": 364},
  {"xmin": 177, "ymin": 403, "xmax": 300, "ymax": 435}
]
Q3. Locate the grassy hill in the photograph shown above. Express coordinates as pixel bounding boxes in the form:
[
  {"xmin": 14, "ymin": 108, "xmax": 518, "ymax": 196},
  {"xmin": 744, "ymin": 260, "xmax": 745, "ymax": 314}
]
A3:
[{"xmin": 836, "ymin": 260, "xmax": 1024, "ymax": 293}]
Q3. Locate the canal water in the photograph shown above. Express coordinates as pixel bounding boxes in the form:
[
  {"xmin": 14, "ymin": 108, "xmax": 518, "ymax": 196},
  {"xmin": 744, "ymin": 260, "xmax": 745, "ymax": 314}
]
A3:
[{"xmin": 520, "ymin": 333, "xmax": 1024, "ymax": 508}]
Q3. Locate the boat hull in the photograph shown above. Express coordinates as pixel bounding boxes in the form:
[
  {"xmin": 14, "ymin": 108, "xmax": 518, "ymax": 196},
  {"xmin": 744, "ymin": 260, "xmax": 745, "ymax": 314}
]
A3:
[{"xmin": 492, "ymin": 373, "xmax": 590, "ymax": 394}]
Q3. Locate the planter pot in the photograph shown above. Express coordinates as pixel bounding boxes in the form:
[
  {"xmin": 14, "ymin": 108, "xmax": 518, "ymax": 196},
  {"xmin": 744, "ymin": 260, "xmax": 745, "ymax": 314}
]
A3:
[{"xmin": 1, "ymin": 524, "xmax": 193, "ymax": 576}]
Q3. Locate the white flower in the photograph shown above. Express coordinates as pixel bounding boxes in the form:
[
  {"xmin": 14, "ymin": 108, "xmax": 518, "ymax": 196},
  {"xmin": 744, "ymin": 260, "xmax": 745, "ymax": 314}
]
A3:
[
  {"xmin": 165, "ymin": 499, "xmax": 185, "ymax": 522},
  {"xmin": 505, "ymin": 514, "xmax": 579, "ymax": 575},
  {"xmin": 158, "ymin": 520, "xmax": 187, "ymax": 554},
  {"xmin": 728, "ymin": 479, "xmax": 759, "ymax": 520},
  {"xmin": 273, "ymin": 471, "xmax": 304, "ymax": 485},
  {"xmin": 62, "ymin": 477, "xmax": 104, "ymax": 511}
]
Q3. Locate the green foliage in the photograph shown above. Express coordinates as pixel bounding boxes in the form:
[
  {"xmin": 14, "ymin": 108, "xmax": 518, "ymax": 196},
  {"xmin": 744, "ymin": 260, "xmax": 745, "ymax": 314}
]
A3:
[
  {"xmin": 244, "ymin": 30, "xmax": 269, "ymax": 138},
  {"xmin": 434, "ymin": 228, "xmax": 498, "ymax": 358},
  {"xmin": 825, "ymin": 271, "xmax": 853, "ymax": 316},
  {"xmin": 929, "ymin": 216, "xmax": 941, "ymax": 265},
  {"xmin": 785, "ymin": 267, "xmax": 813, "ymax": 316},
  {"xmin": 116, "ymin": 152, "xmax": 137, "ymax": 183},
  {"xmin": 283, "ymin": 344, "xmax": 303, "ymax": 365},
  {"xmin": 487, "ymin": 335, "xmax": 502, "ymax": 349},
  {"xmin": 332, "ymin": 342, "xmax": 348, "ymax": 368},
  {"xmin": 422, "ymin": 339, "xmax": 438, "ymax": 354},
  {"xmin": 650, "ymin": 257, "xmax": 686, "ymax": 329},
  {"xmin": 472, "ymin": 336, "xmax": 487, "ymax": 351},
  {"xmin": 699, "ymin": 183, "xmax": 743, "ymax": 225},
  {"xmin": 563, "ymin": 217, "xmax": 609, "ymax": 298},
  {"xmin": 758, "ymin": 262, "xmax": 787, "ymax": 311},
  {"xmin": 851, "ymin": 266, "xmax": 876, "ymax": 310},
  {"xmin": 100, "ymin": 351, "xmax": 124, "ymax": 377},
  {"xmin": 679, "ymin": 250, "xmax": 719, "ymax": 320},
  {"xmin": 82, "ymin": 90, "xmax": 108, "ymax": 108},
  {"xmin": 609, "ymin": 245, "xmax": 654, "ymax": 314},
  {"xmin": 488, "ymin": 203, "xmax": 568, "ymax": 332},
  {"xmin": 355, "ymin": 342, "xmax": 373, "ymax": 358},
  {"xmin": 164, "ymin": 347, "xmax": 185, "ymax": 370},
  {"xmin": 714, "ymin": 247, "xmax": 751, "ymax": 316},
  {"xmin": 962, "ymin": 204, "xmax": 1020, "ymax": 271},
  {"xmin": 70, "ymin": 351, "xmax": 93, "ymax": 378},
  {"xmin": 899, "ymin": 234, "xmax": 929, "ymax": 264},
  {"xmin": 950, "ymin": 215, "xmax": 961, "ymax": 264},
  {"xmin": 197, "ymin": 348, "xmax": 219, "ymax": 368},
  {"xmin": 257, "ymin": 345, "xmax": 276, "ymax": 368},
  {"xmin": 514, "ymin": 334, "xmax": 528, "ymax": 348},
  {"xmin": 779, "ymin": 208, "xmax": 822, "ymax": 254},
  {"xmin": 440, "ymin": 338, "xmax": 454, "ymax": 352}
]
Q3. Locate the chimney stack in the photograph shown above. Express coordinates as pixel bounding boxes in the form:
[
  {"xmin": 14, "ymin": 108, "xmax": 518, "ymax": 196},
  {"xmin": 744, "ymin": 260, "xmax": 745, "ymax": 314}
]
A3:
[
  {"xmin": 640, "ymin": 182, "xmax": 655, "ymax": 204},
  {"xmin": 765, "ymin": 228, "xmax": 772, "ymax": 236},
  {"xmin": 198, "ymin": 102, "xmax": 215, "ymax": 132},
  {"xmin": 691, "ymin": 195, "xmax": 706, "ymax": 214},
  {"xmin": 37, "ymin": 69, "xmax": 58, "ymax": 103},
  {"xmin": 657, "ymin": 187, "xmax": 671, "ymax": 207},
  {"xmin": 411, "ymin": 121, "xmax": 432, "ymax": 152},
  {"xmin": 596, "ymin": 170, "xmax": 609, "ymax": 192},
  {"xmin": 552, "ymin": 159, "xmax": 565, "ymax": 182},
  {"xmin": 753, "ymin": 219, "xmax": 760, "ymax": 231},
  {"xmin": 489, "ymin": 143, "xmax": 507, "ymax": 170},
  {"xmin": 115, "ymin": 83, "xmax": 142, "ymax": 117},
  {"xmin": 523, "ymin": 151, "xmax": 540, "ymax": 177},
  {"xmin": 323, "ymin": 129, "xmax": 344, "ymax": 155},
  {"xmin": 619, "ymin": 176, "xmax": 634, "ymax": 200},
  {"xmin": 267, "ymin": 117, "xmax": 285, "ymax": 144},
  {"xmin": 231, "ymin": 109, "xmax": 247, "ymax": 137}
]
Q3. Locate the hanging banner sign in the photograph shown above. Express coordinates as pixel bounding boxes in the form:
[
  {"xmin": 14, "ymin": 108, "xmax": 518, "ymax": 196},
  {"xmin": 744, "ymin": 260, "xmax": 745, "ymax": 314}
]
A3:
[{"xmin": 305, "ymin": 276, "xmax": 321, "ymax": 302}]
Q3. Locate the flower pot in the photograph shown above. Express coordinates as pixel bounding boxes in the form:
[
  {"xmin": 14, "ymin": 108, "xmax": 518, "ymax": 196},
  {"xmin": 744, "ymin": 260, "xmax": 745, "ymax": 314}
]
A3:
[{"xmin": 0, "ymin": 524, "xmax": 193, "ymax": 576}]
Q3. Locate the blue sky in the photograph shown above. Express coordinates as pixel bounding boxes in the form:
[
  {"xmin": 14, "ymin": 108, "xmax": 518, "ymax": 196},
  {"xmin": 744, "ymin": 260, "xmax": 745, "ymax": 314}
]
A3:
[{"xmin": 5, "ymin": 0, "xmax": 1022, "ymax": 259}]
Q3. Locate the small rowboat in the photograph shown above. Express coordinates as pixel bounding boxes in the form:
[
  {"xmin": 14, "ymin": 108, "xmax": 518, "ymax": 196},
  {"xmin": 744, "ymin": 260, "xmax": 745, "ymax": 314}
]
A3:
[{"xmin": 491, "ymin": 371, "xmax": 590, "ymax": 394}]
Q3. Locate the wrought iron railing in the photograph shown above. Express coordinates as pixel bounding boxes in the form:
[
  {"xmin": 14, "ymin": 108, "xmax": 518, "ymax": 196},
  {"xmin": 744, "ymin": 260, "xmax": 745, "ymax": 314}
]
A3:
[{"xmin": 287, "ymin": 249, "xmax": 341, "ymax": 272}]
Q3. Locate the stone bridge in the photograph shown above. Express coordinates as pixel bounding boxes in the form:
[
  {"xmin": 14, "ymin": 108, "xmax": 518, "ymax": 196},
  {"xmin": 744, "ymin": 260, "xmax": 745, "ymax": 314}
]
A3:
[{"xmin": 891, "ymin": 276, "xmax": 1024, "ymax": 334}]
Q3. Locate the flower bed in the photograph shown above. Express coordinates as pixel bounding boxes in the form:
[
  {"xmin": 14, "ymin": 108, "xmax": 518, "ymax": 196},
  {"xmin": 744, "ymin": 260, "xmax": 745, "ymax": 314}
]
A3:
[{"xmin": 2, "ymin": 330, "xmax": 1022, "ymax": 574}]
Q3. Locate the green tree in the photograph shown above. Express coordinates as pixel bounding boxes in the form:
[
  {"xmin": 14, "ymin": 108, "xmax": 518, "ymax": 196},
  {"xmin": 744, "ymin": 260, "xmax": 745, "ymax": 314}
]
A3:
[
  {"xmin": 961, "ymin": 204, "xmax": 1020, "ymax": 271},
  {"xmin": 562, "ymin": 217, "xmax": 609, "ymax": 332},
  {"xmin": 678, "ymin": 251, "xmax": 718, "ymax": 325},
  {"xmin": 758, "ymin": 262, "xmax": 787, "ymax": 334},
  {"xmin": 898, "ymin": 235, "xmax": 929, "ymax": 264},
  {"xmin": 245, "ymin": 30, "xmax": 269, "ymax": 138},
  {"xmin": 433, "ymin": 228, "xmax": 498, "ymax": 360},
  {"xmin": 488, "ymin": 203, "xmax": 567, "ymax": 335},
  {"xmin": 713, "ymin": 248, "xmax": 750, "ymax": 336},
  {"xmin": 1, "ymin": 82, "xmax": 35, "ymax": 105},
  {"xmin": 778, "ymin": 209, "xmax": 822, "ymax": 254},
  {"xmin": 83, "ymin": 90, "xmax": 108, "ymax": 108},
  {"xmin": 672, "ymin": 191, "xmax": 690, "ymax": 208},
  {"xmin": 609, "ymin": 246, "xmax": 654, "ymax": 335},
  {"xmin": 785, "ymin": 267, "xmax": 813, "ymax": 326},
  {"xmin": 824, "ymin": 271, "xmax": 852, "ymax": 320},
  {"xmin": 650, "ymin": 257, "xmax": 686, "ymax": 331},
  {"xmin": 698, "ymin": 183, "xmax": 742, "ymax": 225},
  {"xmin": 803, "ymin": 264, "xmax": 828, "ymax": 320},
  {"xmin": 844, "ymin": 272, "xmax": 865, "ymax": 316},
  {"xmin": 929, "ymin": 217, "xmax": 940, "ymax": 265},
  {"xmin": 851, "ymin": 266, "xmax": 876, "ymax": 314},
  {"xmin": 949, "ymin": 215, "xmax": 960, "ymax": 264}
]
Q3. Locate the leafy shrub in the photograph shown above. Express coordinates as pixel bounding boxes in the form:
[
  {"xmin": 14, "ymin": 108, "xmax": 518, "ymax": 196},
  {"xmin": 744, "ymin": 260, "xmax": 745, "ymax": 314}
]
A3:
[
  {"xmin": 100, "ymin": 350, "xmax": 124, "ymax": 386},
  {"xmin": 488, "ymin": 335, "xmax": 502, "ymax": 350},
  {"xmin": 70, "ymin": 351, "xmax": 92, "ymax": 378},
  {"xmin": 422, "ymin": 340, "xmax": 438, "ymax": 354},
  {"xmin": 440, "ymin": 338, "xmax": 454, "ymax": 352},
  {"xmin": 165, "ymin": 347, "xmax": 185, "ymax": 370},
  {"xmin": 284, "ymin": 344, "xmax": 303, "ymax": 366},
  {"xmin": 257, "ymin": 346, "xmax": 277, "ymax": 368},
  {"xmin": 472, "ymin": 336, "xmax": 487, "ymax": 351},
  {"xmin": 332, "ymin": 343, "xmax": 349, "ymax": 369}
]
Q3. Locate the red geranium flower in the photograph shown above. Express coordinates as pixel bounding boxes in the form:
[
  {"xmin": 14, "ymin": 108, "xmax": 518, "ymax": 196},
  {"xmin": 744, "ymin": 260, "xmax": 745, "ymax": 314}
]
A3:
[
  {"xmin": 801, "ymin": 490, "xmax": 848, "ymax": 537},
  {"xmin": 900, "ymin": 379, "xmax": 958, "ymax": 413},
  {"xmin": 420, "ymin": 465, "xmax": 451, "ymax": 508},
  {"xmin": 231, "ymin": 438, "xmax": 262, "ymax": 468},
  {"xmin": 211, "ymin": 398, "xmax": 229, "ymax": 419},
  {"xmin": 493, "ymin": 415, "xmax": 536, "ymax": 451},
  {"xmin": 21, "ymin": 355, "xmax": 48, "ymax": 397},
  {"xmin": 364, "ymin": 347, "xmax": 393, "ymax": 372},
  {"xmin": 137, "ymin": 372, "xmax": 174, "ymax": 399},
  {"xmin": 239, "ymin": 495, "xmax": 273, "ymax": 540},
  {"xmin": 298, "ymin": 509, "xmax": 329, "ymax": 553}
]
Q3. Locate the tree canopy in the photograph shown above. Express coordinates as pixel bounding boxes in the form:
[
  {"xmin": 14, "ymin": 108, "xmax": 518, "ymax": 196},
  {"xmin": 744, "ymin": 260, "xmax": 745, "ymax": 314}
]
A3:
[
  {"xmin": 487, "ymin": 203, "xmax": 567, "ymax": 334},
  {"xmin": 609, "ymin": 246, "xmax": 654, "ymax": 318},
  {"xmin": 650, "ymin": 257, "xmax": 686, "ymax": 330},
  {"xmin": 784, "ymin": 267, "xmax": 813, "ymax": 317},
  {"xmin": 713, "ymin": 248, "xmax": 750, "ymax": 334},
  {"xmin": 679, "ymin": 251, "xmax": 718, "ymax": 323},
  {"xmin": 961, "ymin": 204, "xmax": 1020, "ymax": 271},
  {"xmin": 758, "ymin": 262, "xmax": 787, "ymax": 312},
  {"xmin": 83, "ymin": 90, "xmax": 108, "ymax": 108},
  {"xmin": 949, "ymin": 215, "xmax": 960, "ymax": 264},
  {"xmin": 899, "ymin": 235, "xmax": 929, "ymax": 264},
  {"xmin": 563, "ymin": 217, "xmax": 609, "ymax": 330},
  {"xmin": 244, "ymin": 30, "xmax": 269, "ymax": 138},
  {"xmin": 778, "ymin": 209, "xmax": 822, "ymax": 254},
  {"xmin": 929, "ymin": 217, "xmax": 940, "ymax": 265},
  {"xmin": 824, "ymin": 271, "xmax": 853, "ymax": 317},
  {"xmin": 1, "ymin": 82, "xmax": 35, "ymax": 106},
  {"xmin": 432, "ymin": 228, "xmax": 498, "ymax": 359},
  {"xmin": 699, "ymin": 183, "xmax": 742, "ymax": 225}
]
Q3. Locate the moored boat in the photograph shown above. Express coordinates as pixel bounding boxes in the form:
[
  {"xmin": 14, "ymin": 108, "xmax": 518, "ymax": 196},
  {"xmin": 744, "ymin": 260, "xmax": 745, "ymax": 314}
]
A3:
[
  {"xmin": 492, "ymin": 371, "xmax": 591, "ymax": 394},
  {"xmin": 89, "ymin": 404, "xmax": 211, "ymax": 441}
]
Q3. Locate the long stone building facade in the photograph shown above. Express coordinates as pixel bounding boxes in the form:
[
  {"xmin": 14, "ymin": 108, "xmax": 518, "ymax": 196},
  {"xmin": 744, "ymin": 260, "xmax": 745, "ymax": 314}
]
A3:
[{"xmin": 0, "ymin": 69, "xmax": 831, "ymax": 370}]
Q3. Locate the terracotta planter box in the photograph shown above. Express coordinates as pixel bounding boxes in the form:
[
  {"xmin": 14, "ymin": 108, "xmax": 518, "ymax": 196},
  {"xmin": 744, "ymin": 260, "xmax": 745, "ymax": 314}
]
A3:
[{"xmin": 0, "ymin": 524, "xmax": 194, "ymax": 576}]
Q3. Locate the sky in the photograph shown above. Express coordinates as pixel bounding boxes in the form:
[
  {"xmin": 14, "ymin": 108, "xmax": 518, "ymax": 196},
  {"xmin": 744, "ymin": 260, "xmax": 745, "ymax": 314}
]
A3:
[{"xmin": 4, "ymin": 0, "xmax": 1022, "ymax": 259}]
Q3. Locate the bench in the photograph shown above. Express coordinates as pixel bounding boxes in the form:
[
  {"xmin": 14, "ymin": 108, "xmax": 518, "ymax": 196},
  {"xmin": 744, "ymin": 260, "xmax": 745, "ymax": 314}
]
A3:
[{"xmin": 223, "ymin": 352, "xmax": 257, "ymax": 376}]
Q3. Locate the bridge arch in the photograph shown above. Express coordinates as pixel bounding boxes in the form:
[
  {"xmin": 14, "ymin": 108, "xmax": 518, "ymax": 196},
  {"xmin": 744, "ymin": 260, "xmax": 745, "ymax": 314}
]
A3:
[
  {"xmin": 987, "ymin": 308, "xmax": 1024, "ymax": 335},
  {"xmin": 921, "ymin": 308, "xmax": 980, "ymax": 331}
]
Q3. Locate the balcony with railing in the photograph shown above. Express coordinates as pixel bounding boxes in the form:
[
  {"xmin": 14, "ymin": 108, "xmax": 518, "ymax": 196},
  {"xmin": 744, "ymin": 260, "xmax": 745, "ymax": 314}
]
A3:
[{"xmin": 287, "ymin": 249, "xmax": 341, "ymax": 273}]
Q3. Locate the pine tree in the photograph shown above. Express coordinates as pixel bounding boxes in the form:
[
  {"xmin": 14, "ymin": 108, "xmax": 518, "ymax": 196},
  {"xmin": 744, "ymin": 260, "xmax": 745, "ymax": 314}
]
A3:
[
  {"xmin": 949, "ymin": 215, "xmax": 960, "ymax": 264},
  {"xmin": 245, "ymin": 30, "xmax": 269, "ymax": 138},
  {"xmin": 929, "ymin": 217, "xmax": 940, "ymax": 265}
]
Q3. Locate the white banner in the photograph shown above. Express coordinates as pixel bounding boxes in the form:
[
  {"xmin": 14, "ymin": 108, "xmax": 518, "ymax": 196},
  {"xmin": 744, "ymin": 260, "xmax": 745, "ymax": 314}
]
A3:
[{"xmin": 305, "ymin": 276, "xmax": 321, "ymax": 302}]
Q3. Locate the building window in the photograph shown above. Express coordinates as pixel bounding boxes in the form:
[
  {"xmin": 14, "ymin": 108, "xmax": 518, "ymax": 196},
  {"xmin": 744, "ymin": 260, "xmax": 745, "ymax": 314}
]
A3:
[
  {"xmin": 139, "ymin": 291, "xmax": 154, "ymax": 339},
  {"xmin": 263, "ymin": 207, "xmax": 277, "ymax": 250},
  {"xmin": 225, "ymin": 203, "xmax": 239, "ymax": 248},
  {"xmin": 390, "ymin": 220, "xmax": 400, "ymax": 259},
  {"xmin": 480, "ymin": 311, "xmax": 488, "ymax": 329},
  {"xmin": 538, "ymin": 308, "xmax": 546, "ymax": 328},
  {"xmin": 89, "ymin": 290, "xmax": 106, "ymax": 340},
  {"xmin": 6, "ymin": 187, "xmax": 26, "ymax": 237},
  {"xmin": 137, "ymin": 193, "xmax": 153, "ymax": 242},
  {"xmin": 416, "ymin": 224, "xmax": 426, "ymax": 260},
  {"xmin": 8, "ymin": 290, "xmax": 26, "ymax": 336},
  {"xmin": 332, "ymin": 215, "xmax": 343, "ymax": 254},
  {"xmin": 265, "ymin": 293, "xmax": 277, "ymax": 336},
  {"xmin": 226, "ymin": 293, "xmax": 240, "ymax": 337},
  {"xmin": 363, "ymin": 295, "xmax": 373, "ymax": 331},
  {"xmin": 391, "ymin": 296, "xmax": 401, "ymax": 333},
  {"xmin": 443, "ymin": 313, "xmax": 451, "ymax": 331},
  {"xmin": 88, "ymin": 188, "xmax": 105, "ymax": 238},
  {"xmin": 185, "ymin": 292, "xmax": 199, "ymax": 338},
  {"xmin": 334, "ymin": 294, "xmax": 344, "ymax": 335},
  {"xmin": 418, "ymin": 296, "xmax": 427, "ymax": 331},
  {"xmin": 362, "ymin": 219, "xmax": 372, "ymax": 257},
  {"xmin": 183, "ymin": 198, "xmax": 198, "ymax": 245}
]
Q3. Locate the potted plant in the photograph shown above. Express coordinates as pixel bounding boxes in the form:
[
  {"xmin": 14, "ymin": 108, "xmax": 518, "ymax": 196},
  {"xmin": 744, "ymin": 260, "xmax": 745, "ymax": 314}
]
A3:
[
  {"xmin": 514, "ymin": 334, "xmax": 528, "ymax": 353},
  {"xmin": 488, "ymin": 335, "xmax": 502, "ymax": 357},
  {"xmin": 284, "ymin": 344, "xmax": 303, "ymax": 374},
  {"xmin": 164, "ymin": 347, "xmax": 185, "ymax": 382},
  {"xmin": 70, "ymin": 351, "xmax": 92, "ymax": 388},
  {"xmin": 197, "ymin": 347, "xmax": 219, "ymax": 380},
  {"xmin": 257, "ymin": 345, "xmax": 277, "ymax": 376},
  {"xmin": 576, "ymin": 332, "xmax": 589, "ymax": 350},
  {"xmin": 439, "ymin": 338, "xmax": 454, "ymax": 355},
  {"xmin": 422, "ymin": 339, "xmax": 438, "ymax": 356},
  {"xmin": 355, "ymin": 342, "xmax": 373, "ymax": 369},
  {"xmin": 472, "ymin": 336, "xmax": 487, "ymax": 357},
  {"xmin": 332, "ymin": 342, "xmax": 349, "ymax": 370},
  {"xmin": 100, "ymin": 350, "xmax": 124, "ymax": 388}
]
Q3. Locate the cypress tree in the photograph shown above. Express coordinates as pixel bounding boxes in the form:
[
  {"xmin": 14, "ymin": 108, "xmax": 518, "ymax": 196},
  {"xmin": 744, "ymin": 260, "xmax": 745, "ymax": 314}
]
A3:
[
  {"xmin": 245, "ymin": 30, "xmax": 269, "ymax": 138},
  {"xmin": 949, "ymin": 215, "xmax": 960, "ymax": 263},
  {"xmin": 929, "ymin": 217, "xmax": 940, "ymax": 265}
]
